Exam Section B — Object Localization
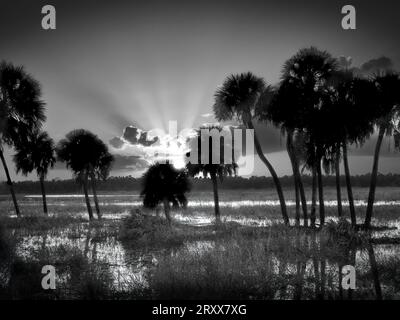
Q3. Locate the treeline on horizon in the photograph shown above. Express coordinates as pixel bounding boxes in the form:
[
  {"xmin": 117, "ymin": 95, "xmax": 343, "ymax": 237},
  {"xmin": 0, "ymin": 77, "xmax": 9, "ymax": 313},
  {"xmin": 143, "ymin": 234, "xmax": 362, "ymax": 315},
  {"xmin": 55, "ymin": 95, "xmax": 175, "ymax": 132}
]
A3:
[{"xmin": 2, "ymin": 173, "xmax": 400, "ymax": 195}]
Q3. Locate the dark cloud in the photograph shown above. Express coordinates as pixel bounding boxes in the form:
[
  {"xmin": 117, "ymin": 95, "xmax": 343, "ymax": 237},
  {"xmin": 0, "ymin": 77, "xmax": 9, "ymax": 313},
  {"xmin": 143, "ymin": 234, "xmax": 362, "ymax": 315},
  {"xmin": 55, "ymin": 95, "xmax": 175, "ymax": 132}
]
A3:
[
  {"xmin": 349, "ymin": 135, "xmax": 400, "ymax": 158},
  {"xmin": 109, "ymin": 126, "xmax": 160, "ymax": 149},
  {"xmin": 360, "ymin": 56, "xmax": 393, "ymax": 74},
  {"xmin": 351, "ymin": 56, "xmax": 394, "ymax": 76},
  {"xmin": 109, "ymin": 137, "xmax": 125, "ymax": 149},
  {"xmin": 122, "ymin": 126, "xmax": 159, "ymax": 147}
]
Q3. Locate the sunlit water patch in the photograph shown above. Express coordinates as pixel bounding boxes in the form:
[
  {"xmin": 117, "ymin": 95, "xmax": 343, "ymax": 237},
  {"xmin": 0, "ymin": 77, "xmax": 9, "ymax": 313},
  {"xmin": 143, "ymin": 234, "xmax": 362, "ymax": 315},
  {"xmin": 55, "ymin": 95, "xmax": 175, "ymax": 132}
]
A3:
[
  {"xmin": 14, "ymin": 228, "xmax": 150, "ymax": 292},
  {"xmin": 23, "ymin": 195, "xmax": 400, "ymax": 208}
]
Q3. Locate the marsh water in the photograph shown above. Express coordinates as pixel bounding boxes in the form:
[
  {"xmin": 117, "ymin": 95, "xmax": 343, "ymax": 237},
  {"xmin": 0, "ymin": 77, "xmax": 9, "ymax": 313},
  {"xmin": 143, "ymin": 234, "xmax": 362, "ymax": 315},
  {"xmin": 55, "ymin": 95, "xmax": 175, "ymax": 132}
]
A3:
[{"xmin": 3, "ymin": 192, "xmax": 400, "ymax": 299}]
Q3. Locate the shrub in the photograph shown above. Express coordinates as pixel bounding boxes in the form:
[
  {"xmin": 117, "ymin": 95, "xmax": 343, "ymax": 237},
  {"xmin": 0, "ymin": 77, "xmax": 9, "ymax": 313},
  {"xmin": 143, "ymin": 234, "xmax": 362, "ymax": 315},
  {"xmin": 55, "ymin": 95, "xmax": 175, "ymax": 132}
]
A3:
[{"xmin": 119, "ymin": 209, "xmax": 182, "ymax": 246}]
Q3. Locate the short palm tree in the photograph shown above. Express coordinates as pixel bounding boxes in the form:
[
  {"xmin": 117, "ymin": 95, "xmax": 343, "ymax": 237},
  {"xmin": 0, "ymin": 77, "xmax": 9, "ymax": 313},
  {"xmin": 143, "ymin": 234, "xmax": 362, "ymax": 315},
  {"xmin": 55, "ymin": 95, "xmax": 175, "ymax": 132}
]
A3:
[
  {"xmin": 0, "ymin": 61, "xmax": 46, "ymax": 216},
  {"xmin": 213, "ymin": 72, "xmax": 289, "ymax": 225},
  {"xmin": 186, "ymin": 126, "xmax": 237, "ymax": 224},
  {"xmin": 365, "ymin": 73, "xmax": 400, "ymax": 228},
  {"xmin": 141, "ymin": 163, "xmax": 190, "ymax": 226},
  {"xmin": 57, "ymin": 129, "xmax": 114, "ymax": 220},
  {"xmin": 13, "ymin": 130, "xmax": 55, "ymax": 215}
]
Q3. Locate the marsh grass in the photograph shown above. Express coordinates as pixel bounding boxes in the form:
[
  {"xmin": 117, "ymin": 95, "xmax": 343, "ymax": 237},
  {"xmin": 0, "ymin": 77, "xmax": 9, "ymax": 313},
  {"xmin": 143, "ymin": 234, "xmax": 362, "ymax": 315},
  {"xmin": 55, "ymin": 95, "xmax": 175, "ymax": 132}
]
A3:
[
  {"xmin": 146, "ymin": 224, "xmax": 346, "ymax": 299},
  {"xmin": 0, "ymin": 215, "xmax": 85, "ymax": 231},
  {"xmin": 0, "ymin": 188, "xmax": 399, "ymax": 299},
  {"xmin": 2, "ymin": 242, "xmax": 118, "ymax": 299}
]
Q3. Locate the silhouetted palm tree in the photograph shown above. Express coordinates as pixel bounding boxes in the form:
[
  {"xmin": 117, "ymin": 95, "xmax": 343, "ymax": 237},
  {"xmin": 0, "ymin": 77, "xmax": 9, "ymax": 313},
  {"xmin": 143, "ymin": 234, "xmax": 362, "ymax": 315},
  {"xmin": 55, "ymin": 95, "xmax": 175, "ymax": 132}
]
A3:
[
  {"xmin": 141, "ymin": 163, "xmax": 190, "ymax": 226},
  {"xmin": 327, "ymin": 74, "xmax": 378, "ymax": 226},
  {"xmin": 266, "ymin": 80, "xmax": 309, "ymax": 226},
  {"xmin": 0, "ymin": 61, "xmax": 46, "ymax": 216},
  {"xmin": 56, "ymin": 129, "xmax": 114, "ymax": 220},
  {"xmin": 213, "ymin": 72, "xmax": 289, "ymax": 225},
  {"xmin": 291, "ymin": 131, "xmax": 308, "ymax": 226},
  {"xmin": 13, "ymin": 130, "xmax": 55, "ymax": 215},
  {"xmin": 322, "ymin": 70, "xmax": 354, "ymax": 219},
  {"xmin": 365, "ymin": 73, "xmax": 400, "ymax": 228},
  {"xmin": 186, "ymin": 126, "xmax": 237, "ymax": 224},
  {"xmin": 276, "ymin": 47, "xmax": 338, "ymax": 227}
]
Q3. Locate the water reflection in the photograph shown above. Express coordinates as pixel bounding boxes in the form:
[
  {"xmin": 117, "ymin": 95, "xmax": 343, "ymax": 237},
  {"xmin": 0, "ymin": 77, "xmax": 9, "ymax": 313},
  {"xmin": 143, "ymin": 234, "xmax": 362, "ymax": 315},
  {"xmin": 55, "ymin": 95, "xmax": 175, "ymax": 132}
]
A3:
[
  {"xmin": 1, "ymin": 211, "xmax": 399, "ymax": 299},
  {"xmin": 23, "ymin": 195, "xmax": 400, "ymax": 208}
]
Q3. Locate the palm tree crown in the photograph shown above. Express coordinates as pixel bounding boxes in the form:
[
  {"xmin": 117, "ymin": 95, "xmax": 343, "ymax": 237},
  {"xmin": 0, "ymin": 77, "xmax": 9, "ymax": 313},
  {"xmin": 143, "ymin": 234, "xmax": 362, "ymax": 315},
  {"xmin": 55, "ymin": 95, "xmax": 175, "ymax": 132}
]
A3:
[
  {"xmin": 57, "ymin": 129, "xmax": 114, "ymax": 220},
  {"xmin": 0, "ymin": 61, "xmax": 46, "ymax": 146},
  {"xmin": 57, "ymin": 129, "xmax": 113, "ymax": 178},
  {"xmin": 213, "ymin": 72, "xmax": 265, "ymax": 123},
  {"xmin": 14, "ymin": 129, "xmax": 56, "ymax": 178}
]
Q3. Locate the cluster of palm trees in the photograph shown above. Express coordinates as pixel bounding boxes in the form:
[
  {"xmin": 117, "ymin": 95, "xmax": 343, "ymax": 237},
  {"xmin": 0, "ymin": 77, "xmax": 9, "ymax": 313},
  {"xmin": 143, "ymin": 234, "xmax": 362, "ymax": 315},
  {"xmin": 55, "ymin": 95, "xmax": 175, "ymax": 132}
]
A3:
[
  {"xmin": 213, "ymin": 47, "xmax": 400, "ymax": 229},
  {"xmin": 2, "ymin": 46, "xmax": 399, "ymax": 228},
  {"xmin": 142, "ymin": 47, "xmax": 400, "ymax": 229},
  {"xmin": 0, "ymin": 61, "xmax": 114, "ymax": 220}
]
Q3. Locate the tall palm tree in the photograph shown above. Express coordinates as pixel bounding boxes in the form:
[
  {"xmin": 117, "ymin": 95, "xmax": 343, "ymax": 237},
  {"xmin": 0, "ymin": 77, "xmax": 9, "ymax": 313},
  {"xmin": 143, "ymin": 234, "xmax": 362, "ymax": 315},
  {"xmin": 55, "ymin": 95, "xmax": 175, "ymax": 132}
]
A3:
[
  {"xmin": 13, "ymin": 130, "xmax": 55, "ymax": 215},
  {"xmin": 213, "ymin": 72, "xmax": 289, "ymax": 225},
  {"xmin": 277, "ymin": 47, "xmax": 338, "ymax": 227},
  {"xmin": 291, "ymin": 131, "xmax": 309, "ymax": 226},
  {"xmin": 186, "ymin": 126, "xmax": 237, "ymax": 224},
  {"xmin": 365, "ymin": 73, "xmax": 400, "ymax": 228},
  {"xmin": 0, "ymin": 61, "xmax": 46, "ymax": 216},
  {"xmin": 327, "ymin": 75, "xmax": 378, "ymax": 226},
  {"xmin": 56, "ymin": 129, "xmax": 114, "ymax": 220},
  {"xmin": 141, "ymin": 163, "xmax": 190, "ymax": 226},
  {"xmin": 265, "ymin": 80, "xmax": 309, "ymax": 226}
]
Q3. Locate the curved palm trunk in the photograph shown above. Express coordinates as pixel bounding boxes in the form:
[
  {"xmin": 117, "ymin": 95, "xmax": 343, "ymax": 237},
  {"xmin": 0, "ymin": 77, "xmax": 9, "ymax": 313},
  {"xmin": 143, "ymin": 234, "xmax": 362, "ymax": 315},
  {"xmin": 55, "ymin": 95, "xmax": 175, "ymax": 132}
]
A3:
[
  {"xmin": 247, "ymin": 120, "xmax": 289, "ymax": 225},
  {"xmin": 295, "ymin": 180, "xmax": 300, "ymax": 227},
  {"xmin": 316, "ymin": 159, "xmax": 325, "ymax": 226},
  {"xmin": 90, "ymin": 172, "xmax": 101, "ymax": 219},
  {"xmin": 39, "ymin": 174, "xmax": 48, "ymax": 215},
  {"xmin": 342, "ymin": 143, "xmax": 356, "ymax": 226},
  {"xmin": 287, "ymin": 131, "xmax": 308, "ymax": 226},
  {"xmin": 82, "ymin": 173, "xmax": 94, "ymax": 220},
  {"xmin": 287, "ymin": 137, "xmax": 299, "ymax": 226},
  {"xmin": 311, "ymin": 163, "xmax": 317, "ymax": 228},
  {"xmin": 365, "ymin": 126, "xmax": 386, "ymax": 228},
  {"xmin": 211, "ymin": 173, "xmax": 221, "ymax": 224},
  {"xmin": 163, "ymin": 198, "xmax": 172, "ymax": 227},
  {"xmin": 335, "ymin": 146, "xmax": 343, "ymax": 217},
  {"xmin": 0, "ymin": 149, "xmax": 20, "ymax": 216}
]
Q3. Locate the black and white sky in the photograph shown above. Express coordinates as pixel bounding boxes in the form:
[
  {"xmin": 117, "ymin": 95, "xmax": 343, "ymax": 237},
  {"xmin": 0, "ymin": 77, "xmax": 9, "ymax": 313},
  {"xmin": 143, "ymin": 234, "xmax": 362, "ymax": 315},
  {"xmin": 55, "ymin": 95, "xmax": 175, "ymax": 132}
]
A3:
[{"xmin": 1, "ymin": 0, "xmax": 399, "ymax": 180}]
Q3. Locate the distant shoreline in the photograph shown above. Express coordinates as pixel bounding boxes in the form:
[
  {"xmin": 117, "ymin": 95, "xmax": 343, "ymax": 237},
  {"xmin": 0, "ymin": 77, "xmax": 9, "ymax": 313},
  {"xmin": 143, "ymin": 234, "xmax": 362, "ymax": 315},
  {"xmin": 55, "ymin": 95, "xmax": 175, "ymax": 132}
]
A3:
[{"xmin": 2, "ymin": 174, "xmax": 400, "ymax": 195}]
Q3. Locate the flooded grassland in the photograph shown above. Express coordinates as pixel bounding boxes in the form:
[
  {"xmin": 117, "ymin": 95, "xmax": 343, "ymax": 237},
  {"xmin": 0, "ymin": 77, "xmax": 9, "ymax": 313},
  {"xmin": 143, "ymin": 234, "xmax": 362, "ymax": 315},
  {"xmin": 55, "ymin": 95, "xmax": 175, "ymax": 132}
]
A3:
[{"xmin": 0, "ymin": 187, "xmax": 400, "ymax": 300}]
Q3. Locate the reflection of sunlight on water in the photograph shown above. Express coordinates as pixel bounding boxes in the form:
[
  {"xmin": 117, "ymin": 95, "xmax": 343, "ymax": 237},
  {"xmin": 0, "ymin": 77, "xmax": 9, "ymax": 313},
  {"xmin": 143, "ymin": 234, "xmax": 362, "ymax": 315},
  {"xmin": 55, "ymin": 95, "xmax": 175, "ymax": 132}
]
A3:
[
  {"xmin": 25, "ymin": 194, "xmax": 141, "ymax": 198},
  {"xmin": 173, "ymin": 213, "xmax": 349, "ymax": 227},
  {"xmin": 8, "ymin": 194, "xmax": 400, "ymax": 298},
  {"xmin": 22, "ymin": 195, "xmax": 400, "ymax": 208},
  {"xmin": 15, "ymin": 230, "xmax": 149, "ymax": 291}
]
